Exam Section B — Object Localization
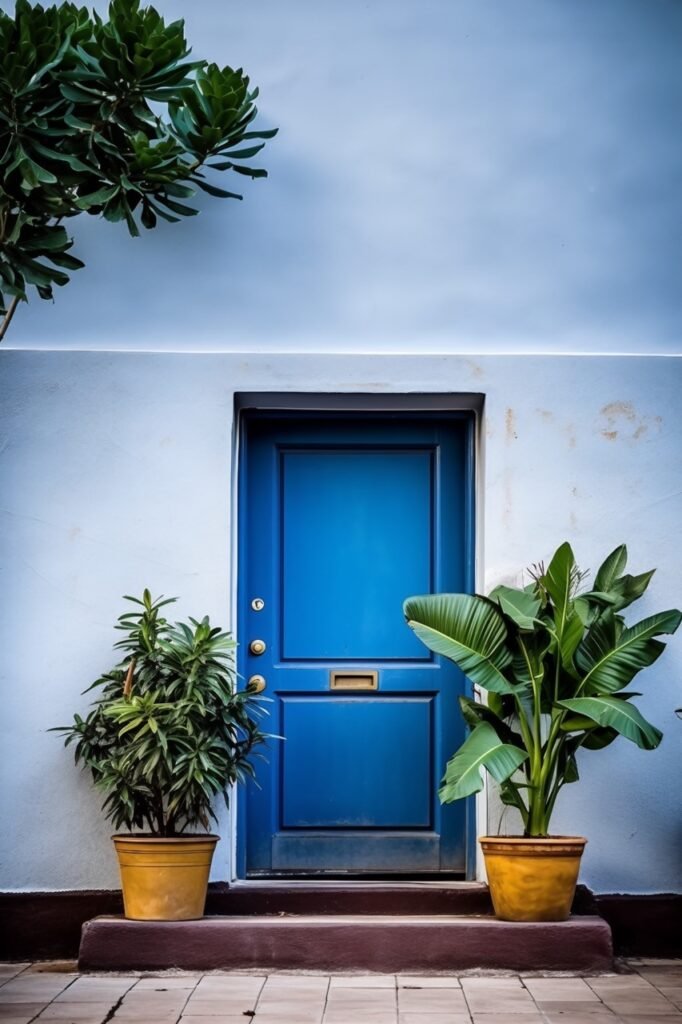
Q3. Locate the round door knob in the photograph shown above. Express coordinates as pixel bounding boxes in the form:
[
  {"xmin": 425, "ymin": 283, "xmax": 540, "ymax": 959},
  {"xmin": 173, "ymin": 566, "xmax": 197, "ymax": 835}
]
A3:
[
  {"xmin": 249, "ymin": 639, "xmax": 266, "ymax": 656},
  {"xmin": 248, "ymin": 675, "xmax": 266, "ymax": 693}
]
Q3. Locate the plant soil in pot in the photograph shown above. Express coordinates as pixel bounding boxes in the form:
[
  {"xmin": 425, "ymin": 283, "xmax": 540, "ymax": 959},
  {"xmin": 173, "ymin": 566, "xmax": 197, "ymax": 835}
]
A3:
[
  {"xmin": 55, "ymin": 591, "xmax": 271, "ymax": 922},
  {"xmin": 405, "ymin": 542, "xmax": 680, "ymax": 922}
]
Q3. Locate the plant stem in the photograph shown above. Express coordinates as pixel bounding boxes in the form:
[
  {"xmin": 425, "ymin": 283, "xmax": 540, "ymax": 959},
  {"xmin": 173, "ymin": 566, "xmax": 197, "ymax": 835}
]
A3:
[{"xmin": 0, "ymin": 295, "xmax": 20, "ymax": 343}]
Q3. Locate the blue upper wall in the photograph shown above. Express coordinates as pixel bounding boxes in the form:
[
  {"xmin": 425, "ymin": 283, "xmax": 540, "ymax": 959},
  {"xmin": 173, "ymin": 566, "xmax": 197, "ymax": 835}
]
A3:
[{"xmin": 4, "ymin": 0, "xmax": 682, "ymax": 352}]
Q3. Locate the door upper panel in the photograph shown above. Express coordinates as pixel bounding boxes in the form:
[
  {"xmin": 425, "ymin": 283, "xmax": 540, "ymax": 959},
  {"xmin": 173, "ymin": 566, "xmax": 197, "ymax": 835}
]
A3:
[{"xmin": 282, "ymin": 448, "xmax": 433, "ymax": 660}]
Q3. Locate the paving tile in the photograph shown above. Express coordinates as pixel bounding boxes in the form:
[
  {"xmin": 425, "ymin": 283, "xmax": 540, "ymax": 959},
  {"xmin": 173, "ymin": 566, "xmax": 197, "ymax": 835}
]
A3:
[
  {"xmin": 540, "ymin": 1013, "xmax": 619, "ymax": 1024},
  {"xmin": 600, "ymin": 997, "xmax": 678, "ymax": 1015},
  {"xmin": 257, "ymin": 986, "xmax": 328, "ymax": 1006},
  {"xmin": 635, "ymin": 968, "xmax": 682, "ymax": 979},
  {"xmin": 254, "ymin": 1019, "xmax": 320, "ymax": 1024},
  {"xmin": 114, "ymin": 1002, "xmax": 186, "ymax": 1022},
  {"xmin": 183, "ymin": 998, "xmax": 259, "ymax": 1016},
  {"xmin": 0, "ymin": 976, "xmax": 77, "ymax": 1002},
  {"xmin": 399, "ymin": 1014, "xmax": 471, "ymax": 1024},
  {"xmin": 461, "ymin": 978, "xmax": 535, "ymax": 1014},
  {"xmin": 538, "ymin": 1000, "xmax": 619, "ymax": 1012},
  {"xmin": 254, "ymin": 1002, "xmax": 325, "ymax": 1019},
  {"xmin": 0, "ymin": 1005, "xmax": 47, "ymax": 1020},
  {"xmin": 135, "ymin": 977, "xmax": 201, "ymax": 990},
  {"xmin": 24, "ymin": 963, "xmax": 79, "ymax": 975},
  {"xmin": 260, "ymin": 976, "xmax": 329, "ymax": 991},
  {"xmin": 0, "ymin": 967, "xmax": 30, "ymax": 986},
  {"xmin": 617, "ymin": 1017, "xmax": 682, "ymax": 1023},
  {"xmin": 588, "ymin": 978, "xmax": 662, "ymax": 995},
  {"xmin": 470, "ymin": 1016, "xmax": 543, "ymax": 1024},
  {"xmin": 326, "ymin": 987, "xmax": 396, "ymax": 1009},
  {"xmin": 112, "ymin": 1011, "xmax": 180, "ymax": 1019},
  {"xmin": 38, "ymin": 1004, "xmax": 117, "ymax": 1023},
  {"xmin": 330, "ymin": 975, "xmax": 396, "ymax": 988},
  {"xmin": 113, "ymin": 1015, "xmax": 182, "ymax": 1023},
  {"xmin": 323, "ymin": 1013, "xmax": 397, "ymax": 1024},
  {"xmin": 118, "ymin": 1000, "xmax": 188, "ymax": 1009},
  {"xmin": 398, "ymin": 988, "xmax": 468, "ymax": 1014},
  {"xmin": 659, "ymin": 990, "xmax": 682, "ymax": 1009},
  {"xmin": 398, "ymin": 977, "xmax": 462, "ymax": 988},
  {"xmin": 255, "ymin": 1012, "xmax": 323, "ymax": 1024},
  {"xmin": 629, "ymin": 961, "xmax": 682, "ymax": 968},
  {"xmin": 522, "ymin": 977, "xmax": 600, "ymax": 1001},
  {"xmin": 194, "ymin": 976, "xmax": 265, "ymax": 992},
  {"xmin": 0, "ymin": 1017, "xmax": 40, "ymax": 1024},
  {"xmin": 53, "ymin": 977, "xmax": 136, "ymax": 1002},
  {"xmin": 180, "ymin": 1018, "xmax": 256, "ymax": 1024}
]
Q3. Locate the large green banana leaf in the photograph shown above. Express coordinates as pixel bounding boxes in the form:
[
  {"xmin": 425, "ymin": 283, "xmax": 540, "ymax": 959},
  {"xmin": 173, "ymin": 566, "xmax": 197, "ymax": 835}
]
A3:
[
  {"xmin": 539, "ymin": 542, "xmax": 586, "ymax": 670},
  {"xmin": 403, "ymin": 593, "xmax": 516, "ymax": 694},
  {"xmin": 558, "ymin": 696, "xmax": 662, "ymax": 750},
  {"xmin": 458, "ymin": 695, "xmax": 524, "ymax": 748},
  {"xmin": 543, "ymin": 541, "xmax": 575, "ymax": 635},
  {"xmin": 489, "ymin": 585, "xmax": 541, "ymax": 630},
  {"xmin": 439, "ymin": 721, "xmax": 528, "ymax": 803},
  {"xmin": 594, "ymin": 544, "xmax": 628, "ymax": 593},
  {"xmin": 576, "ymin": 609, "xmax": 681, "ymax": 694}
]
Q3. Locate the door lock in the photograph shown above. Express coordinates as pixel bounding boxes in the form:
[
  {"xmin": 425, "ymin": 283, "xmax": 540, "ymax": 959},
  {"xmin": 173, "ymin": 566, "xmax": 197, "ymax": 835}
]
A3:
[
  {"xmin": 249, "ymin": 638, "xmax": 267, "ymax": 655},
  {"xmin": 248, "ymin": 674, "xmax": 267, "ymax": 693}
]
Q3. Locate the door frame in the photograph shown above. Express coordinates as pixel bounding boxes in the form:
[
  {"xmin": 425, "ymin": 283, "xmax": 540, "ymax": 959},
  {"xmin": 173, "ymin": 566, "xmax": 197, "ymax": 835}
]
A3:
[{"xmin": 230, "ymin": 392, "xmax": 485, "ymax": 881}]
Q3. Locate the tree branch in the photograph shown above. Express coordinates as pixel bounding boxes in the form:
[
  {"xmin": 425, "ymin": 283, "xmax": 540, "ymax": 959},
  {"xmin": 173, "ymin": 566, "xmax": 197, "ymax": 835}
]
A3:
[{"xmin": 0, "ymin": 295, "xmax": 20, "ymax": 344}]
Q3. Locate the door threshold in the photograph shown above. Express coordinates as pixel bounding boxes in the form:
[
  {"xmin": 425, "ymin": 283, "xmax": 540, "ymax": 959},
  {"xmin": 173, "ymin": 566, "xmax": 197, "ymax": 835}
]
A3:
[{"xmin": 236, "ymin": 878, "xmax": 475, "ymax": 886}]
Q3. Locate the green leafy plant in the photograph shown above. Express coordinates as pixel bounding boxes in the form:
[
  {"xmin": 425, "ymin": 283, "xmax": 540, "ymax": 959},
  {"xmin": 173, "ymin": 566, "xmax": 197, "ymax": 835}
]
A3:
[
  {"xmin": 53, "ymin": 590, "xmax": 270, "ymax": 836},
  {"xmin": 0, "ymin": 0, "xmax": 277, "ymax": 339},
  {"xmin": 404, "ymin": 543, "xmax": 681, "ymax": 837}
]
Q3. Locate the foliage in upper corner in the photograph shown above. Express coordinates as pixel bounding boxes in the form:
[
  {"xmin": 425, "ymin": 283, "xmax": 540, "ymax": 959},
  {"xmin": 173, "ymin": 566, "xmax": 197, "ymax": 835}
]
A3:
[
  {"xmin": 52, "ymin": 590, "xmax": 272, "ymax": 837},
  {"xmin": 0, "ymin": 0, "xmax": 278, "ymax": 329},
  {"xmin": 404, "ymin": 542, "xmax": 681, "ymax": 837}
]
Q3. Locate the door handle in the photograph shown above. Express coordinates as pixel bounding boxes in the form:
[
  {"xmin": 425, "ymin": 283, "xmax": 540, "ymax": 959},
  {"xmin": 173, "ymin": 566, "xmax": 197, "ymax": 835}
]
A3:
[
  {"xmin": 249, "ymin": 639, "xmax": 266, "ymax": 655},
  {"xmin": 248, "ymin": 674, "xmax": 267, "ymax": 693}
]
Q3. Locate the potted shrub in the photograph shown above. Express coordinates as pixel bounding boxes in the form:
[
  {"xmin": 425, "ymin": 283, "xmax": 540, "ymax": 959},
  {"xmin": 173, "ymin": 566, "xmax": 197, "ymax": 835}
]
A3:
[
  {"xmin": 404, "ymin": 542, "xmax": 680, "ymax": 921},
  {"xmin": 54, "ymin": 590, "xmax": 269, "ymax": 921}
]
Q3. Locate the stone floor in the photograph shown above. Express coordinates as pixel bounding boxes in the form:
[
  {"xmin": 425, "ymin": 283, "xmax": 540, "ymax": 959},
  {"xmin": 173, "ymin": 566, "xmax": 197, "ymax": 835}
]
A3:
[{"xmin": 0, "ymin": 960, "xmax": 680, "ymax": 1024}]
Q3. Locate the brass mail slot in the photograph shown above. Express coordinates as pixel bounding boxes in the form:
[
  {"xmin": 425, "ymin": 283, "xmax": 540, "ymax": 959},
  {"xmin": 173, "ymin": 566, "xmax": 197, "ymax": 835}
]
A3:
[{"xmin": 330, "ymin": 670, "xmax": 378, "ymax": 691}]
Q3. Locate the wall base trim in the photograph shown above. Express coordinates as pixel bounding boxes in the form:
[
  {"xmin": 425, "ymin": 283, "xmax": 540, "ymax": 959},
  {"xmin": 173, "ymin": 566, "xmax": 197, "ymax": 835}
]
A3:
[{"xmin": 1, "ymin": 886, "xmax": 679, "ymax": 961}]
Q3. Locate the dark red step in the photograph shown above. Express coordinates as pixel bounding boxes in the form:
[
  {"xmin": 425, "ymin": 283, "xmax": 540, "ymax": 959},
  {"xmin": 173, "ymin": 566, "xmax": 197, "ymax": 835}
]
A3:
[
  {"xmin": 208, "ymin": 880, "xmax": 493, "ymax": 916},
  {"xmin": 79, "ymin": 914, "xmax": 613, "ymax": 973}
]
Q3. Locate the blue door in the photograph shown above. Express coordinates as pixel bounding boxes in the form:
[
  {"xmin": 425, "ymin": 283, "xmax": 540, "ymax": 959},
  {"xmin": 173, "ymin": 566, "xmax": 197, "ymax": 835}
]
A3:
[{"xmin": 238, "ymin": 412, "xmax": 474, "ymax": 876}]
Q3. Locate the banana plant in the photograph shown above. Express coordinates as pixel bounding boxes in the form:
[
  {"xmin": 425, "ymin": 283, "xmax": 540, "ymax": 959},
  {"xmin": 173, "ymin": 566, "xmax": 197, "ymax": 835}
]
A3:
[{"xmin": 404, "ymin": 543, "xmax": 680, "ymax": 837}]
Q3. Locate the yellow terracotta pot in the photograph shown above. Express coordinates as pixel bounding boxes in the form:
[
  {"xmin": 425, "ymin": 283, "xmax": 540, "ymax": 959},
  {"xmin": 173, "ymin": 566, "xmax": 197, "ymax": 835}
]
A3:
[
  {"xmin": 480, "ymin": 835, "xmax": 587, "ymax": 922},
  {"xmin": 112, "ymin": 834, "xmax": 219, "ymax": 921}
]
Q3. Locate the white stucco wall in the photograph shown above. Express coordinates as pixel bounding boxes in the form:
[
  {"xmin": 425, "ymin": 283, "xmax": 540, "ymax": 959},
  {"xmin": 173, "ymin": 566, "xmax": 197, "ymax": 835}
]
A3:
[
  {"xmin": 1, "ymin": 350, "xmax": 680, "ymax": 894},
  {"xmin": 4, "ymin": 0, "xmax": 681, "ymax": 355}
]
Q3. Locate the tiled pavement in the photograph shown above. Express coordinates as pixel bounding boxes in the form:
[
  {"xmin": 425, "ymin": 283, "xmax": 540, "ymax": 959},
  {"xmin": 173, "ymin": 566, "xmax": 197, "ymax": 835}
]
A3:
[{"xmin": 0, "ymin": 961, "xmax": 680, "ymax": 1024}]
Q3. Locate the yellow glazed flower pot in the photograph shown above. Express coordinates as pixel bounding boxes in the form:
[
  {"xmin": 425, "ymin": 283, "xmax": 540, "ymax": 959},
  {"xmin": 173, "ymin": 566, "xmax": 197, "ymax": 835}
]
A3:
[
  {"xmin": 112, "ymin": 834, "xmax": 219, "ymax": 921},
  {"xmin": 479, "ymin": 836, "xmax": 587, "ymax": 922}
]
